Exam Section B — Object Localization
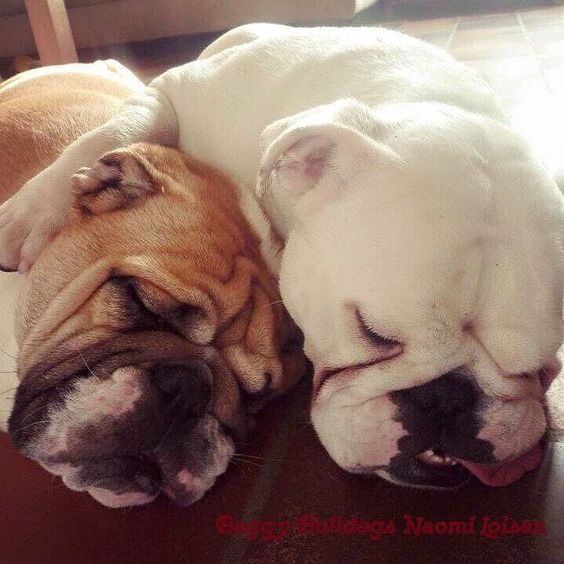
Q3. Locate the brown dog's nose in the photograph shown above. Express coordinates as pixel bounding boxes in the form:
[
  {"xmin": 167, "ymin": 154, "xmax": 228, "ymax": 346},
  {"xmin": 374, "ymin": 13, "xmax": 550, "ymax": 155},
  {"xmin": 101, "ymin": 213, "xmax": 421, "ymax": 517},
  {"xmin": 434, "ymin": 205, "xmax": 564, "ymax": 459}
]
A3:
[
  {"xmin": 404, "ymin": 370, "xmax": 477, "ymax": 416},
  {"xmin": 151, "ymin": 363, "xmax": 212, "ymax": 421}
]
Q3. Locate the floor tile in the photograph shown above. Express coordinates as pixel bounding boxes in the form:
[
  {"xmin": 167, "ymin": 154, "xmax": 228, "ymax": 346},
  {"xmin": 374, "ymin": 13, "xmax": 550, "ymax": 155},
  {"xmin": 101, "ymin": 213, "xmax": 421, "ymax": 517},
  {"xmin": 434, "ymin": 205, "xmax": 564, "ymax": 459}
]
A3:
[
  {"xmin": 519, "ymin": 4, "xmax": 564, "ymax": 26},
  {"xmin": 0, "ymin": 385, "xmax": 304, "ymax": 564},
  {"xmin": 240, "ymin": 414, "xmax": 563, "ymax": 563},
  {"xmin": 538, "ymin": 54, "xmax": 564, "ymax": 94},
  {"xmin": 404, "ymin": 31, "xmax": 453, "ymax": 49},
  {"xmin": 458, "ymin": 12, "xmax": 521, "ymax": 30},
  {"xmin": 449, "ymin": 28, "xmax": 531, "ymax": 59},
  {"xmin": 399, "ymin": 16, "xmax": 459, "ymax": 35},
  {"xmin": 527, "ymin": 24, "xmax": 564, "ymax": 56},
  {"xmin": 377, "ymin": 20, "xmax": 404, "ymax": 30},
  {"xmin": 0, "ymin": 431, "xmax": 244, "ymax": 564}
]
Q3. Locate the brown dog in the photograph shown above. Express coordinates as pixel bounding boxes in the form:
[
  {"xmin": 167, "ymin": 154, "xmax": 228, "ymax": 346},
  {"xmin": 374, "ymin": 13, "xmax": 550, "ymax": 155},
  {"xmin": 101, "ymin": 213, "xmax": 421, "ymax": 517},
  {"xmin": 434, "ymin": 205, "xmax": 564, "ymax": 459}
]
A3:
[{"xmin": 1, "ymin": 63, "xmax": 306, "ymax": 508}]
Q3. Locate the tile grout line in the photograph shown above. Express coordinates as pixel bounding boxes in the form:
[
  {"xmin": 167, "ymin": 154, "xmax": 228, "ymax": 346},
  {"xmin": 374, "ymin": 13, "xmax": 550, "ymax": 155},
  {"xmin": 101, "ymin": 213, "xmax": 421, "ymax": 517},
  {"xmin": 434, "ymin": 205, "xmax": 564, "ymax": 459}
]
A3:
[
  {"xmin": 516, "ymin": 10, "xmax": 535, "ymax": 57},
  {"xmin": 516, "ymin": 9, "xmax": 552, "ymax": 93},
  {"xmin": 445, "ymin": 16, "xmax": 461, "ymax": 51},
  {"xmin": 220, "ymin": 383, "xmax": 309, "ymax": 564}
]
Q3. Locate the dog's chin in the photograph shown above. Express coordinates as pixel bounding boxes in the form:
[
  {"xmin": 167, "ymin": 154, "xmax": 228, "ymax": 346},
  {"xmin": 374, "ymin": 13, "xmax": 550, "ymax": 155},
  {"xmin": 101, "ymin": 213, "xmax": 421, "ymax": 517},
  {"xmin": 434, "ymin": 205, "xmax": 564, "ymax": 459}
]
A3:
[
  {"xmin": 87, "ymin": 488, "xmax": 159, "ymax": 509},
  {"xmin": 8, "ymin": 352, "xmax": 245, "ymax": 508},
  {"xmin": 372, "ymin": 457, "xmax": 472, "ymax": 490},
  {"xmin": 37, "ymin": 416, "xmax": 236, "ymax": 508},
  {"xmin": 348, "ymin": 440, "xmax": 545, "ymax": 490},
  {"xmin": 312, "ymin": 384, "xmax": 546, "ymax": 490},
  {"xmin": 344, "ymin": 446, "xmax": 471, "ymax": 490}
]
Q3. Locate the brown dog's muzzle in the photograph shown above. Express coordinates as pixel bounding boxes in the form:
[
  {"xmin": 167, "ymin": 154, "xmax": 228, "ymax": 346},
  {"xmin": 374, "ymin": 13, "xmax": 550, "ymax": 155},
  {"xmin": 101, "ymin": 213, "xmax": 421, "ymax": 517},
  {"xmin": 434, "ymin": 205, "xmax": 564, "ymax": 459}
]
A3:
[
  {"xmin": 8, "ymin": 331, "xmax": 245, "ymax": 507},
  {"xmin": 9, "ymin": 331, "xmax": 218, "ymax": 447}
]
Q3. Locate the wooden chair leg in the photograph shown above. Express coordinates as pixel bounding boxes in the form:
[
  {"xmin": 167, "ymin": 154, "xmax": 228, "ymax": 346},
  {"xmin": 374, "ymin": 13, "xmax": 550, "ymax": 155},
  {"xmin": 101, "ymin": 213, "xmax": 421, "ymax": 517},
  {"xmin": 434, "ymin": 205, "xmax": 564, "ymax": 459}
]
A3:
[{"xmin": 24, "ymin": 0, "xmax": 78, "ymax": 65}]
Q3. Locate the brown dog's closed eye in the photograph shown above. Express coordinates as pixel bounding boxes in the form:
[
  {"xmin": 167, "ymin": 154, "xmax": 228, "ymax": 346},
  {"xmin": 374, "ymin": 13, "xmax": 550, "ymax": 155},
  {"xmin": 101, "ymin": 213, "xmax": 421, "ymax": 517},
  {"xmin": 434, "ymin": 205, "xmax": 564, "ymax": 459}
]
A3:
[{"xmin": 124, "ymin": 277, "xmax": 213, "ymax": 343}]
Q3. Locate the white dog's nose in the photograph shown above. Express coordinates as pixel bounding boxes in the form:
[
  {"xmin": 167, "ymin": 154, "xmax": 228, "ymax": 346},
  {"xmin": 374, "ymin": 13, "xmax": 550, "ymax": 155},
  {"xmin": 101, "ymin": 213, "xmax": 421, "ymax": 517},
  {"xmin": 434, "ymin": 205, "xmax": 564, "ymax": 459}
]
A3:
[{"xmin": 402, "ymin": 370, "xmax": 477, "ymax": 416}]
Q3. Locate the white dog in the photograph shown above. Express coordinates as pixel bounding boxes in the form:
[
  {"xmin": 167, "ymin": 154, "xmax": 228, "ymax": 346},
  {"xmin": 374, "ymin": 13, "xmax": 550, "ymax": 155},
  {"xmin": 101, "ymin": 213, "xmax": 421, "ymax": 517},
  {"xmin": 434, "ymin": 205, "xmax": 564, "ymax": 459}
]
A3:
[{"xmin": 1, "ymin": 24, "xmax": 562, "ymax": 489}]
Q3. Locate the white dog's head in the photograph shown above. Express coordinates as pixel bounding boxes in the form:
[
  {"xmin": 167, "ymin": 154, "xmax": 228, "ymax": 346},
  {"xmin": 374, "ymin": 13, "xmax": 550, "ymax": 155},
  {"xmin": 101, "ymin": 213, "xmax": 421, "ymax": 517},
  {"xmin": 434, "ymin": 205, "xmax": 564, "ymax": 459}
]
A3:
[{"xmin": 257, "ymin": 99, "xmax": 564, "ymax": 488}]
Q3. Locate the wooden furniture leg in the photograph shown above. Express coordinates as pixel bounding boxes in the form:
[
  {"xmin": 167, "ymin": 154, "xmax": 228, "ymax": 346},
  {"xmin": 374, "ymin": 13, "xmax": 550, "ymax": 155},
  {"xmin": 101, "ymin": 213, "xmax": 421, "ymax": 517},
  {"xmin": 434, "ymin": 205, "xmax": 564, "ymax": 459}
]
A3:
[{"xmin": 24, "ymin": 0, "xmax": 78, "ymax": 65}]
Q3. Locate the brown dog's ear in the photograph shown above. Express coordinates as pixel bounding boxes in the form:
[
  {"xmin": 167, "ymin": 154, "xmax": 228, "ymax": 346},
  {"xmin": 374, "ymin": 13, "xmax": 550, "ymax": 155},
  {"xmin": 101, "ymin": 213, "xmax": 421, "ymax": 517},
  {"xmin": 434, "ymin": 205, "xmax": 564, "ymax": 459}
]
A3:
[{"xmin": 72, "ymin": 148, "xmax": 159, "ymax": 216}]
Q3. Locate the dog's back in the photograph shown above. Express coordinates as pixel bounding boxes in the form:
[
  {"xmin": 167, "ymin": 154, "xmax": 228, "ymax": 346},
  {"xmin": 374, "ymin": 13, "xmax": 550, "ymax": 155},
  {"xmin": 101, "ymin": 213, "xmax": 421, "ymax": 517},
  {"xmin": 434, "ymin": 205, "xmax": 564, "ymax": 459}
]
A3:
[{"xmin": 0, "ymin": 61, "xmax": 141, "ymax": 204}]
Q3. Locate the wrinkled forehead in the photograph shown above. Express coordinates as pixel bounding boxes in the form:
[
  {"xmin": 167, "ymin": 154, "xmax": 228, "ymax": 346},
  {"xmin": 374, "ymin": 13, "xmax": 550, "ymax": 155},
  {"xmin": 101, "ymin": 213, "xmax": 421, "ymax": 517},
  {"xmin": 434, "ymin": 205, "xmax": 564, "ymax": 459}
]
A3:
[
  {"xmin": 281, "ymin": 164, "xmax": 563, "ymax": 350},
  {"xmin": 283, "ymin": 184, "xmax": 482, "ymax": 301},
  {"xmin": 284, "ymin": 131, "xmax": 562, "ymax": 282},
  {"xmin": 18, "ymin": 195, "xmax": 209, "ymax": 332}
]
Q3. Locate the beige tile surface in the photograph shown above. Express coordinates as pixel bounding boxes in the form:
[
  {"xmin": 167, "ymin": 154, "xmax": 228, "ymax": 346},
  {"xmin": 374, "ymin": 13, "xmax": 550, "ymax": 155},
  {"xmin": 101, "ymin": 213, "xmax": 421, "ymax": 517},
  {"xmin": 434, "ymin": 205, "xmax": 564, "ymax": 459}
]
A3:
[
  {"xmin": 518, "ymin": 4, "xmax": 564, "ymax": 25},
  {"xmin": 449, "ymin": 27, "xmax": 532, "ymax": 59},
  {"xmin": 458, "ymin": 12, "xmax": 521, "ymax": 29},
  {"xmin": 406, "ymin": 30, "xmax": 453, "ymax": 48},
  {"xmin": 527, "ymin": 23, "xmax": 564, "ymax": 56},
  {"xmin": 399, "ymin": 16, "xmax": 458, "ymax": 34},
  {"xmin": 539, "ymin": 54, "xmax": 564, "ymax": 94}
]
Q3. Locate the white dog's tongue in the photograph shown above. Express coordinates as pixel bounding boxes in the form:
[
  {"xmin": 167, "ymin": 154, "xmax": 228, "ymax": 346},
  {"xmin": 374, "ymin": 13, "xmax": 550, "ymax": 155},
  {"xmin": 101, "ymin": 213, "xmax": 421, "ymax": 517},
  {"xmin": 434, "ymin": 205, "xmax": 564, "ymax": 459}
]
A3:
[{"xmin": 455, "ymin": 443, "xmax": 543, "ymax": 487}]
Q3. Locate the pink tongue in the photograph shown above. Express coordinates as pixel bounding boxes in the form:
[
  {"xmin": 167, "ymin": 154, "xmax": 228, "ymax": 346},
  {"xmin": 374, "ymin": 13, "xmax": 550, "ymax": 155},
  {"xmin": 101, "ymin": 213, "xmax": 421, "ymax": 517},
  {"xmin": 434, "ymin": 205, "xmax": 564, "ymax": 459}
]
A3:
[{"xmin": 456, "ymin": 443, "xmax": 543, "ymax": 487}]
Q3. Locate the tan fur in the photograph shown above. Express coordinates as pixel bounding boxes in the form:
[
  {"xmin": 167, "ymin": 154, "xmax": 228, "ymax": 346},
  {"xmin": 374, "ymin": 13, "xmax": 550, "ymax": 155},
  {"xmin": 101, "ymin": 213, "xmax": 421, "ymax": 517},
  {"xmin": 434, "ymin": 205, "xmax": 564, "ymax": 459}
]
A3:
[{"xmin": 0, "ymin": 72, "xmax": 134, "ymax": 203}]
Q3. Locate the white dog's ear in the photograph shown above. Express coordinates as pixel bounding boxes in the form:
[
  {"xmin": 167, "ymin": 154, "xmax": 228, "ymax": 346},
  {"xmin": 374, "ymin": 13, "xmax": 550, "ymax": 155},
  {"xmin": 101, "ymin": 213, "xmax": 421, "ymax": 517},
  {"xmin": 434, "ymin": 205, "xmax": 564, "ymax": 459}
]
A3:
[
  {"xmin": 256, "ymin": 100, "xmax": 395, "ymax": 233},
  {"xmin": 257, "ymin": 125, "xmax": 359, "ymax": 198},
  {"xmin": 258, "ymin": 100, "xmax": 378, "ymax": 194}
]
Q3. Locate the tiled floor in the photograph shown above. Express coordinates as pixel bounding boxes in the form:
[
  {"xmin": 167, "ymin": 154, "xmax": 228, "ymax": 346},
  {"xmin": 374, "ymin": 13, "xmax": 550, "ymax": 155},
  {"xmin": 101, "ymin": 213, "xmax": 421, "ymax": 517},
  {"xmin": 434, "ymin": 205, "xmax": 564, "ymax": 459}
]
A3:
[{"xmin": 2, "ymin": 3, "xmax": 564, "ymax": 564}]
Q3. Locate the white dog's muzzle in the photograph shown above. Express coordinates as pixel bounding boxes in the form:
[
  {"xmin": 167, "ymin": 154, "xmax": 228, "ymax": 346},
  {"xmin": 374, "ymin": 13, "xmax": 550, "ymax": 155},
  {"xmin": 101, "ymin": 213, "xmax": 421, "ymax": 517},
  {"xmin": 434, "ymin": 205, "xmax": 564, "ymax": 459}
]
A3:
[{"xmin": 312, "ymin": 367, "xmax": 549, "ymax": 489}]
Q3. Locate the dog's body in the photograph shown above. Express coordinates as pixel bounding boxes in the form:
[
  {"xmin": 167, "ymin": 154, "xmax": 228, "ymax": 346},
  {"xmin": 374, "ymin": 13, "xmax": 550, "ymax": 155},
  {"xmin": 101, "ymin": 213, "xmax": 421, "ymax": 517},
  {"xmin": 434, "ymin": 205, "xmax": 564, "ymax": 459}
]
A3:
[
  {"xmin": 1, "ymin": 24, "xmax": 562, "ymax": 489},
  {"xmin": 1, "ymin": 62, "xmax": 305, "ymax": 507}
]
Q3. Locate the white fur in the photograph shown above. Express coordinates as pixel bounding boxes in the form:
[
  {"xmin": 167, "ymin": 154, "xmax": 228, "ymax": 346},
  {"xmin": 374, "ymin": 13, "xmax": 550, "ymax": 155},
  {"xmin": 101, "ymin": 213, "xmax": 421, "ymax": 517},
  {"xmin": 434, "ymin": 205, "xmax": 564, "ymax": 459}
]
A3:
[
  {"xmin": 87, "ymin": 488, "xmax": 157, "ymax": 508},
  {"xmin": 68, "ymin": 366, "xmax": 143, "ymax": 418},
  {"xmin": 0, "ymin": 24, "xmax": 562, "ymax": 478}
]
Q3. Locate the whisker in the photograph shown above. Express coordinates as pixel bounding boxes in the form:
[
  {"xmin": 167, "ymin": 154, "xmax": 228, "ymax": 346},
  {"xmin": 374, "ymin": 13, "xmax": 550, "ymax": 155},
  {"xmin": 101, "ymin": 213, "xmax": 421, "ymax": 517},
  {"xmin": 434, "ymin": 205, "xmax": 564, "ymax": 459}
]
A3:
[
  {"xmin": 77, "ymin": 350, "xmax": 100, "ymax": 379},
  {"xmin": 229, "ymin": 459, "xmax": 245, "ymax": 472},
  {"xmin": 233, "ymin": 453, "xmax": 298, "ymax": 463},
  {"xmin": 231, "ymin": 457, "xmax": 266, "ymax": 469},
  {"xmin": 13, "ymin": 401, "xmax": 50, "ymax": 422},
  {"xmin": 11, "ymin": 418, "xmax": 51, "ymax": 434}
]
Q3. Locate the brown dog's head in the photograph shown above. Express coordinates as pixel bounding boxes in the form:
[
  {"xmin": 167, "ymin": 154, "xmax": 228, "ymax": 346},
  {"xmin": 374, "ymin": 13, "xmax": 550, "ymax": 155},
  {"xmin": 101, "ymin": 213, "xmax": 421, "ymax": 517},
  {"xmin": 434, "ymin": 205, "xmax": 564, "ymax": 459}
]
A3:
[{"xmin": 8, "ymin": 144, "xmax": 306, "ymax": 507}]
